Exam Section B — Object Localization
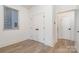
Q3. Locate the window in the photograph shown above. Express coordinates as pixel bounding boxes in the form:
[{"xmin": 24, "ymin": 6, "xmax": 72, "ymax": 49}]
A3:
[{"xmin": 4, "ymin": 6, "xmax": 18, "ymax": 30}]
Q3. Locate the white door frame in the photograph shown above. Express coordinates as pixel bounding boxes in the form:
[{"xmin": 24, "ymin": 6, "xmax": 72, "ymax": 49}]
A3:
[{"xmin": 55, "ymin": 9, "xmax": 76, "ymax": 41}]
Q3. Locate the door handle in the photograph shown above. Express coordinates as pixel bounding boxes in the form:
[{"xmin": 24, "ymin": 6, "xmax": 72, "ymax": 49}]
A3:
[
  {"xmin": 35, "ymin": 28, "xmax": 39, "ymax": 31},
  {"xmin": 77, "ymin": 31, "xmax": 79, "ymax": 32},
  {"xmin": 68, "ymin": 28, "xmax": 71, "ymax": 30}
]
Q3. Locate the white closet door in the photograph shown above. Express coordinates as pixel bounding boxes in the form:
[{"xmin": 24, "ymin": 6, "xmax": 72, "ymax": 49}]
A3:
[
  {"xmin": 57, "ymin": 11, "xmax": 75, "ymax": 41},
  {"xmin": 31, "ymin": 13, "xmax": 45, "ymax": 41}
]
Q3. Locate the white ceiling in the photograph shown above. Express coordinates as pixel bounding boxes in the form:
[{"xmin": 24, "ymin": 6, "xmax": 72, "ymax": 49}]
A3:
[{"xmin": 22, "ymin": 5, "xmax": 34, "ymax": 9}]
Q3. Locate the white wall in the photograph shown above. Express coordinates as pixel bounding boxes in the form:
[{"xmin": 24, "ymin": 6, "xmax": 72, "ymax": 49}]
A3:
[
  {"xmin": 0, "ymin": 5, "xmax": 57, "ymax": 48},
  {"xmin": 55, "ymin": 5, "xmax": 77, "ymax": 13},
  {"xmin": 29, "ymin": 5, "xmax": 56, "ymax": 46},
  {"xmin": 2, "ymin": 5, "xmax": 77, "ymax": 48},
  {"xmin": 0, "ymin": 5, "xmax": 31, "ymax": 48}
]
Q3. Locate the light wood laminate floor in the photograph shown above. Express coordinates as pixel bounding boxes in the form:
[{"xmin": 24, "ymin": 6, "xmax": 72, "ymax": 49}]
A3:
[{"xmin": 0, "ymin": 39, "xmax": 77, "ymax": 53}]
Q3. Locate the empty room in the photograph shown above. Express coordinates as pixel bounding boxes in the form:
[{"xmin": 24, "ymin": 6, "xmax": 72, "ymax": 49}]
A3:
[{"xmin": 0, "ymin": 5, "xmax": 79, "ymax": 53}]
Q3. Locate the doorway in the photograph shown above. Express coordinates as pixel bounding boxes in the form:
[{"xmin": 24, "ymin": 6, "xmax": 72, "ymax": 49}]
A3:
[{"xmin": 56, "ymin": 11, "xmax": 75, "ymax": 41}]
